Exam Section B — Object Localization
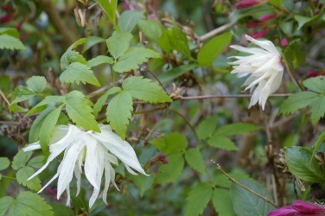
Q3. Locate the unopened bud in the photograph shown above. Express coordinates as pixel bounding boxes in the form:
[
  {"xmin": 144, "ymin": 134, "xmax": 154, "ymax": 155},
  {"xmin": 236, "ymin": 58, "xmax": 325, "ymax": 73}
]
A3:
[
  {"xmin": 259, "ymin": 14, "xmax": 277, "ymax": 22},
  {"xmin": 235, "ymin": 0, "xmax": 260, "ymax": 9}
]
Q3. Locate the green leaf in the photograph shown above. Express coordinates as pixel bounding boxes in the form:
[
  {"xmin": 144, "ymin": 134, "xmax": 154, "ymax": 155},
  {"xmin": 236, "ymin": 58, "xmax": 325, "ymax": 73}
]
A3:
[
  {"xmin": 26, "ymin": 76, "xmax": 47, "ymax": 93},
  {"xmin": 279, "ymin": 92, "xmax": 318, "ymax": 115},
  {"xmin": 269, "ymin": 0, "xmax": 283, "ymax": 8},
  {"xmin": 39, "ymin": 105, "xmax": 63, "ymax": 153},
  {"xmin": 16, "ymin": 166, "xmax": 42, "ymax": 191},
  {"xmin": 154, "ymin": 152, "xmax": 184, "ymax": 184},
  {"xmin": 93, "ymin": 86, "xmax": 121, "ymax": 117},
  {"xmin": 197, "ymin": 32, "xmax": 232, "ymax": 66},
  {"xmin": 88, "ymin": 55, "xmax": 114, "ymax": 67},
  {"xmin": 208, "ymin": 135, "xmax": 238, "ymax": 151},
  {"xmin": 82, "ymin": 36, "xmax": 105, "ymax": 53},
  {"xmin": 97, "ymin": 0, "xmax": 117, "ymax": 27},
  {"xmin": 213, "ymin": 173, "xmax": 250, "ymax": 188},
  {"xmin": 0, "ymin": 192, "xmax": 53, "ymax": 216},
  {"xmin": 49, "ymin": 202, "xmax": 75, "ymax": 216},
  {"xmin": 61, "ymin": 48, "xmax": 88, "ymax": 71},
  {"xmin": 284, "ymin": 41, "xmax": 305, "ymax": 68},
  {"xmin": 138, "ymin": 19, "xmax": 163, "ymax": 42},
  {"xmin": 0, "ymin": 157, "xmax": 10, "ymax": 171},
  {"xmin": 106, "ymin": 91, "xmax": 133, "ymax": 139},
  {"xmin": 285, "ymin": 146, "xmax": 325, "ymax": 182},
  {"xmin": 215, "ymin": 123, "xmax": 261, "ymax": 136},
  {"xmin": 28, "ymin": 156, "xmax": 45, "ymax": 169},
  {"xmin": 231, "ymin": 179, "xmax": 275, "ymax": 216},
  {"xmin": 303, "ymin": 76, "xmax": 325, "ymax": 93},
  {"xmin": 294, "ymin": 15, "xmax": 313, "ymax": 30},
  {"xmin": 106, "ymin": 30, "xmax": 133, "ymax": 60},
  {"xmin": 28, "ymin": 105, "xmax": 57, "ymax": 142},
  {"xmin": 118, "ymin": 10, "xmax": 144, "ymax": 32},
  {"xmin": 60, "ymin": 62, "xmax": 100, "ymax": 86},
  {"xmin": 150, "ymin": 132, "xmax": 188, "ymax": 154},
  {"xmin": 157, "ymin": 64, "xmax": 198, "ymax": 84},
  {"xmin": 122, "ymin": 76, "xmax": 172, "ymax": 103},
  {"xmin": 311, "ymin": 96, "xmax": 325, "ymax": 125},
  {"xmin": 25, "ymin": 95, "xmax": 65, "ymax": 116},
  {"xmin": 0, "ymin": 27, "xmax": 19, "ymax": 38},
  {"xmin": 212, "ymin": 189, "xmax": 236, "ymax": 216},
  {"xmin": 166, "ymin": 25, "xmax": 192, "ymax": 60},
  {"xmin": 184, "ymin": 183, "xmax": 213, "ymax": 216},
  {"xmin": 129, "ymin": 173, "xmax": 154, "ymax": 197},
  {"xmin": 8, "ymin": 103, "xmax": 28, "ymax": 112},
  {"xmin": 113, "ymin": 47, "xmax": 161, "ymax": 73},
  {"xmin": 12, "ymin": 150, "xmax": 32, "ymax": 170},
  {"xmin": 0, "ymin": 34, "xmax": 26, "ymax": 50},
  {"xmin": 312, "ymin": 130, "xmax": 325, "ymax": 155},
  {"xmin": 65, "ymin": 91, "xmax": 100, "ymax": 132},
  {"xmin": 11, "ymin": 86, "xmax": 35, "ymax": 104},
  {"xmin": 197, "ymin": 115, "xmax": 218, "ymax": 139},
  {"xmin": 185, "ymin": 148, "xmax": 206, "ymax": 174}
]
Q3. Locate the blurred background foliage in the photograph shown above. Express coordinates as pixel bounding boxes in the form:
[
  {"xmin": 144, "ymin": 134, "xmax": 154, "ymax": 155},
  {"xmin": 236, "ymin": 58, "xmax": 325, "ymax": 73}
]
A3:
[{"xmin": 1, "ymin": 0, "xmax": 325, "ymax": 215}]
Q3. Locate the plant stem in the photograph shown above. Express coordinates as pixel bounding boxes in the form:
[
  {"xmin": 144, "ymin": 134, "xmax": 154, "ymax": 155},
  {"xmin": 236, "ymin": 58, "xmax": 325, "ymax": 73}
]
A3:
[
  {"xmin": 283, "ymin": 59, "xmax": 304, "ymax": 91},
  {"xmin": 175, "ymin": 93, "xmax": 292, "ymax": 101},
  {"xmin": 212, "ymin": 160, "xmax": 278, "ymax": 208},
  {"xmin": 1, "ymin": 175, "xmax": 16, "ymax": 180}
]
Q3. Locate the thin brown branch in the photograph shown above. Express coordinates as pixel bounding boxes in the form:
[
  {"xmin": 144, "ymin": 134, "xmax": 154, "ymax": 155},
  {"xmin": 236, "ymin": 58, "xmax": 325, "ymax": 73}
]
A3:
[
  {"xmin": 37, "ymin": 0, "xmax": 78, "ymax": 50},
  {"xmin": 212, "ymin": 160, "xmax": 278, "ymax": 208},
  {"xmin": 0, "ymin": 90, "xmax": 10, "ymax": 107},
  {"xmin": 175, "ymin": 93, "xmax": 292, "ymax": 100},
  {"xmin": 199, "ymin": 23, "xmax": 231, "ymax": 41}
]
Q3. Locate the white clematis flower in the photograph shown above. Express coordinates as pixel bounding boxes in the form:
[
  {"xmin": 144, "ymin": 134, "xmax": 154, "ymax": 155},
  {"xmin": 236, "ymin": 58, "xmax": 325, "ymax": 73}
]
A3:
[
  {"xmin": 23, "ymin": 124, "xmax": 148, "ymax": 208},
  {"xmin": 228, "ymin": 34, "xmax": 284, "ymax": 110}
]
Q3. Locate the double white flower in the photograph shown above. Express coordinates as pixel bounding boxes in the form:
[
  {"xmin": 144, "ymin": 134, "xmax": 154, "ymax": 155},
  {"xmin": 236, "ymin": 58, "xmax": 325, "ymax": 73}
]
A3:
[
  {"xmin": 23, "ymin": 124, "xmax": 148, "ymax": 208},
  {"xmin": 228, "ymin": 35, "xmax": 284, "ymax": 110}
]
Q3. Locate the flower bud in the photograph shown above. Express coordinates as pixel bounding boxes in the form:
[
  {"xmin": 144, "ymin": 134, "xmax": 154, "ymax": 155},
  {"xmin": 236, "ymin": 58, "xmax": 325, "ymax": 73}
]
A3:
[
  {"xmin": 235, "ymin": 0, "xmax": 260, "ymax": 9},
  {"xmin": 259, "ymin": 14, "xmax": 277, "ymax": 22},
  {"xmin": 281, "ymin": 38, "xmax": 288, "ymax": 47}
]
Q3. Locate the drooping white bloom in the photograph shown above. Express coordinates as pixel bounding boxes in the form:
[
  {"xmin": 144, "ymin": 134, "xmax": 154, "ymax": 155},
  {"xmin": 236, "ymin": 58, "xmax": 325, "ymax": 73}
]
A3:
[
  {"xmin": 23, "ymin": 124, "xmax": 148, "ymax": 208},
  {"xmin": 228, "ymin": 35, "xmax": 284, "ymax": 110}
]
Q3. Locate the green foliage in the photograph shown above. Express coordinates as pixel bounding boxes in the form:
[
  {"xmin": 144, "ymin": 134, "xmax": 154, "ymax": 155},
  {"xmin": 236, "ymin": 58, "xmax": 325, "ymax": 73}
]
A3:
[
  {"xmin": 185, "ymin": 183, "xmax": 213, "ymax": 216},
  {"xmin": 106, "ymin": 91, "xmax": 133, "ymax": 139},
  {"xmin": 184, "ymin": 148, "xmax": 206, "ymax": 174},
  {"xmin": 12, "ymin": 151, "xmax": 43, "ymax": 191},
  {"xmin": 65, "ymin": 91, "xmax": 100, "ymax": 132},
  {"xmin": 118, "ymin": 10, "xmax": 144, "ymax": 32},
  {"xmin": 312, "ymin": 130, "xmax": 325, "ymax": 154},
  {"xmin": 0, "ymin": 192, "xmax": 53, "ymax": 216},
  {"xmin": 154, "ymin": 152, "xmax": 184, "ymax": 184},
  {"xmin": 93, "ymin": 87, "xmax": 121, "ymax": 117},
  {"xmin": 105, "ymin": 76, "xmax": 171, "ymax": 138},
  {"xmin": 138, "ymin": 19, "xmax": 163, "ymax": 42},
  {"xmin": 113, "ymin": 47, "xmax": 161, "ymax": 73},
  {"xmin": 26, "ymin": 76, "xmax": 47, "ymax": 93},
  {"xmin": 106, "ymin": 30, "xmax": 133, "ymax": 59},
  {"xmin": 0, "ymin": 27, "xmax": 26, "ymax": 50},
  {"xmin": 197, "ymin": 32, "xmax": 233, "ymax": 66},
  {"xmin": 285, "ymin": 146, "xmax": 325, "ymax": 183},
  {"xmin": 166, "ymin": 25, "xmax": 193, "ymax": 60},
  {"xmin": 97, "ymin": 0, "xmax": 117, "ymax": 27},
  {"xmin": 150, "ymin": 132, "xmax": 188, "ymax": 154},
  {"xmin": 212, "ymin": 189, "xmax": 236, "ymax": 216},
  {"xmin": 49, "ymin": 202, "xmax": 75, "ymax": 216},
  {"xmin": 158, "ymin": 64, "xmax": 198, "ymax": 84},
  {"xmin": 122, "ymin": 76, "xmax": 172, "ymax": 103},
  {"xmin": 283, "ymin": 40, "xmax": 306, "ymax": 68},
  {"xmin": 279, "ymin": 77, "xmax": 325, "ymax": 125},
  {"xmin": 128, "ymin": 174, "xmax": 154, "ymax": 197},
  {"xmin": 0, "ymin": 157, "xmax": 10, "ymax": 180},
  {"xmin": 88, "ymin": 55, "xmax": 114, "ymax": 68},
  {"xmin": 60, "ymin": 62, "xmax": 100, "ymax": 86},
  {"xmin": 231, "ymin": 179, "xmax": 275, "ymax": 216},
  {"xmin": 198, "ymin": 117, "xmax": 260, "ymax": 151},
  {"xmin": 39, "ymin": 105, "xmax": 64, "ymax": 152}
]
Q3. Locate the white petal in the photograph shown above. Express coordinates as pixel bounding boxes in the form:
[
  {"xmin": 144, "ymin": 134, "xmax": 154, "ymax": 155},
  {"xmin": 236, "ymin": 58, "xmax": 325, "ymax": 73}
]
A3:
[
  {"xmin": 37, "ymin": 172, "xmax": 59, "ymax": 193},
  {"xmin": 84, "ymin": 135, "xmax": 101, "ymax": 190},
  {"xmin": 245, "ymin": 35, "xmax": 279, "ymax": 55},
  {"xmin": 74, "ymin": 165, "xmax": 81, "ymax": 196},
  {"xmin": 92, "ymin": 128, "xmax": 148, "ymax": 176},
  {"xmin": 57, "ymin": 139, "xmax": 86, "ymax": 199},
  {"xmin": 89, "ymin": 188, "xmax": 100, "ymax": 209},
  {"xmin": 23, "ymin": 142, "xmax": 41, "ymax": 151}
]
